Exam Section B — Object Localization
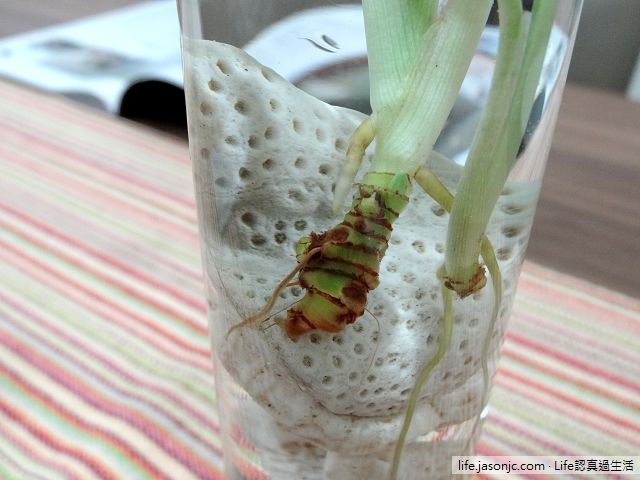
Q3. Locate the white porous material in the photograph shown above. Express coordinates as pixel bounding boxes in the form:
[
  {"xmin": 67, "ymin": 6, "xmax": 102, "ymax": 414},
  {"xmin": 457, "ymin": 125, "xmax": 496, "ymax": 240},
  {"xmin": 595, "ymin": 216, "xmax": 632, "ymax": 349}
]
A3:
[{"xmin": 184, "ymin": 38, "xmax": 538, "ymax": 460}]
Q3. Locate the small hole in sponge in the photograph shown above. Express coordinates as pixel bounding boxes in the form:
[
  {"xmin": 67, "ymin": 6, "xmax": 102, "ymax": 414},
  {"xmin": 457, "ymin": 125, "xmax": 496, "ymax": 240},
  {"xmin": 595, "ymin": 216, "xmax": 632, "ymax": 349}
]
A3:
[
  {"xmin": 214, "ymin": 177, "xmax": 228, "ymax": 187},
  {"xmin": 216, "ymin": 60, "xmax": 230, "ymax": 74},
  {"xmin": 502, "ymin": 225, "xmax": 523, "ymax": 238},
  {"xmin": 208, "ymin": 79, "xmax": 221, "ymax": 91},
  {"xmin": 200, "ymin": 102, "xmax": 213, "ymax": 116},
  {"xmin": 241, "ymin": 212, "xmax": 256, "ymax": 226},
  {"xmin": 264, "ymin": 127, "xmax": 275, "ymax": 139},
  {"xmin": 269, "ymin": 99, "xmax": 279, "ymax": 111},
  {"xmin": 234, "ymin": 101, "xmax": 248, "ymax": 114},
  {"xmin": 262, "ymin": 158, "xmax": 274, "ymax": 170},
  {"xmin": 261, "ymin": 68, "xmax": 275, "ymax": 82},
  {"xmin": 497, "ymin": 247, "xmax": 512, "ymax": 261},
  {"xmin": 239, "ymin": 167, "xmax": 251, "ymax": 180},
  {"xmin": 502, "ymin": 204, "xmax": 523, "ymax": 215},
  {"xmin": 288, "ymin": 190, "xmax": 303, "ymax": 202},
  {"xmin": 431, "ymin": 205, "xmax": 446, "ymax": 217},
  {"xmin": 250, "ymin": 235, "xmax": 266, "ymax": 246},
  {"xmin": 412, "ymin": 240, "xmax": 425, "ymax": 254},
  {"xmin": 403, "ymin": 272, "xmax": 416, "ymax": 283}
]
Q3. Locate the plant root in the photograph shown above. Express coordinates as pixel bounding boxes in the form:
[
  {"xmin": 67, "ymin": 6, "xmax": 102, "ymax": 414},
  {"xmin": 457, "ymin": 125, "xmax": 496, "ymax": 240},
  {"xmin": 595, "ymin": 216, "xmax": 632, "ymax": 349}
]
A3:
[
  {"xmin": 332, "ymin": 115, "xmax": 377, "ymax": 213},
  {"xmin": 417, "ymin": 163, "xmax": 503, "ymax": 421},
  {"xmin": 388, "ymin": 265, "xmax": 454, "ymax": 480},
  {"xmin": 225, "ymin": 246, "xmax": 323, "ymax": 339},
  {"xmin": 385, "ymin": 165, "xmax": 503, "ymax": 480}
]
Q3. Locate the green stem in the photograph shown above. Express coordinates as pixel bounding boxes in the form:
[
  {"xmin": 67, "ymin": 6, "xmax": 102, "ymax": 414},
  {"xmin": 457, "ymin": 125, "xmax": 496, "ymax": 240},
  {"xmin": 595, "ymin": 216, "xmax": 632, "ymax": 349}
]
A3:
[
  {"xmin": 445, "ymin": 0, "xmax": 557, "ymax": 294},
  {"xmin": 363, "ymin": 0, "xmax": 438, "ymax": 111},
  {"xmin": 366, "ymin": 0, "xmax": 494, "ymax": 175}
]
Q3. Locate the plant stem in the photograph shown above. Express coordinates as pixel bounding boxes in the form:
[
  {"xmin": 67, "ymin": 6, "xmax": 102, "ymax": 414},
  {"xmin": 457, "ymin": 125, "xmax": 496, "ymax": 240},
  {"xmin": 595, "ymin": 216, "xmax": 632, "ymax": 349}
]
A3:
[
  {"xmin": 364, "ymin": 0, "xmax": 494, "ymax": 176},
  {"xmin": 363, "ymin": 0, "xmax": 438, "ymax": 112},
  {"xmin": 445, "ymin": 0, "xmax": 557, "ymax": 295}
]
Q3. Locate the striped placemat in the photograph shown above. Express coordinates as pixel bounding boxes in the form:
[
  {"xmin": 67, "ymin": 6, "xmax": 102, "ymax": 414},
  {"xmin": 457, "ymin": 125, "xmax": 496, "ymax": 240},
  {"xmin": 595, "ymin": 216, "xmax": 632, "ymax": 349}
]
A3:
[{"xmin": 0, "ymin": 79, "xmax": 638, "ymax": 480}]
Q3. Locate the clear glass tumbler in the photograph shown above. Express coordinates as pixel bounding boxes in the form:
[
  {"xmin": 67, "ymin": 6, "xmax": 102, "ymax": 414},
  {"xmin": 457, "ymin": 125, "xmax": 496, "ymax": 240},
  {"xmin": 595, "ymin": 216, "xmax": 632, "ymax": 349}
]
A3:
[{"xmin": 177, "ymin": 2, "xmax": 583, "ymax": 478}]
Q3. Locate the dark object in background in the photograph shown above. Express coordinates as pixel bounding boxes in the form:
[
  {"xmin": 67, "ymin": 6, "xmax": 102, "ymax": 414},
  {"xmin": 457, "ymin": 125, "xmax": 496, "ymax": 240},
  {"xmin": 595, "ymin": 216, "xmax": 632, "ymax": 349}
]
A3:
[
  {"xmin": 120, "ymin": 81, "xmax": 187, "ymax": 138},
  {"xmin": 488, "ymin": 0, "xmax": 534, "ymax": 25}
]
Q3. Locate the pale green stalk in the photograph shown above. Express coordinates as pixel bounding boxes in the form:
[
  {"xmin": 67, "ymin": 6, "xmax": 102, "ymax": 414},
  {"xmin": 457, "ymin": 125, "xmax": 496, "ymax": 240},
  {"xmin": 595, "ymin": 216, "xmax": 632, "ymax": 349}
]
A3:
[
  {"xmin": 369, "ymin": 0, "xmax": 494, "ymax": 176},
  {"xmin": 332, "ymin": 1, "xmax": 441, "ymax": 211},
  {"xmin": 445, "ymin": 0, "xmax": 557, "ymax": 293},
  {"xmin": 363, "ymin": 0, "xmax": 438, "ymax": 111}
]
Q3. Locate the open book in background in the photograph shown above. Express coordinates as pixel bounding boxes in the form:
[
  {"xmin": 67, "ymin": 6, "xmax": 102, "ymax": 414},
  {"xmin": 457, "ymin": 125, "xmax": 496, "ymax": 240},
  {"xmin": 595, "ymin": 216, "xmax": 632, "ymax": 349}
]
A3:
[
  {"xmin": 0, "ymin": 1, "xmax": 375, "ymax": 136},
  {"xmin": 0, "ymin": 0, "xmax": 186, "ymax": 130}
]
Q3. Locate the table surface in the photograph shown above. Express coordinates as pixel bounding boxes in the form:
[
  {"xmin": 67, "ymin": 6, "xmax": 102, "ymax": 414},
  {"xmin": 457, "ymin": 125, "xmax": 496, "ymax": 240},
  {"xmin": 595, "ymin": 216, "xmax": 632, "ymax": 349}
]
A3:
[
  {"xmin": 1, "ymin": 73, "xmax": 639, "ymax": 480},
  {"xmin": 528, "ymin": 85, "xmax": 640, "ymax": 298}
]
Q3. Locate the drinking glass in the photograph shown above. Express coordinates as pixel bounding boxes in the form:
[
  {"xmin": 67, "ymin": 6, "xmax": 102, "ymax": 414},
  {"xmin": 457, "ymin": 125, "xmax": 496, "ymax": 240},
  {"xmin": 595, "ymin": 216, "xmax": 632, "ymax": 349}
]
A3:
[{"xmin": 177, "ymin": 2, "xmax": 583, "ymax": 478}]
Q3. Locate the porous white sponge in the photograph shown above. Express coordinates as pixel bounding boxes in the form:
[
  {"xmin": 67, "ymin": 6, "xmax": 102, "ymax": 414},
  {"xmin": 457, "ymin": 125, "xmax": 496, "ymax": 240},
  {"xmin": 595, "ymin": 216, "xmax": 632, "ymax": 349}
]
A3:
[{"xmin": 185, "ymin": 38, "xmax": 537, "ymax": 457}]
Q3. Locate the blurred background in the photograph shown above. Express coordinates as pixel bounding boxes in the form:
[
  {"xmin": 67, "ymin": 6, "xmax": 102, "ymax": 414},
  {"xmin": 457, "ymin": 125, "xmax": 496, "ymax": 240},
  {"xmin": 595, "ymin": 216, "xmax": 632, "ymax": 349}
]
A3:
[{"xmin": 1, "ymin": 0, "xmax": 639, "ymax": 134}]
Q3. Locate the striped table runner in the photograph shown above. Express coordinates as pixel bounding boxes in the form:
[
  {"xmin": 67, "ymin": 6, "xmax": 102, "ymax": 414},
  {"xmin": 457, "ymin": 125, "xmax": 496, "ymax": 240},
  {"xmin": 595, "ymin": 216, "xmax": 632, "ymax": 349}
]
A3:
[{"xmin": 0, "ymin": 80, "xmax": 638, "ymax": 480}]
